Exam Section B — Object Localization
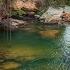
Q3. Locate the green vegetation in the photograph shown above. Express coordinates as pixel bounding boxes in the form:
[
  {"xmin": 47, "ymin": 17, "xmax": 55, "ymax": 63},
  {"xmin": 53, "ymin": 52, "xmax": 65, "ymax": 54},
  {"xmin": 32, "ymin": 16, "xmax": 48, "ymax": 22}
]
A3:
[{"xmin": 11, "ymin": 10, "xmax": 26, "ymax": 17}]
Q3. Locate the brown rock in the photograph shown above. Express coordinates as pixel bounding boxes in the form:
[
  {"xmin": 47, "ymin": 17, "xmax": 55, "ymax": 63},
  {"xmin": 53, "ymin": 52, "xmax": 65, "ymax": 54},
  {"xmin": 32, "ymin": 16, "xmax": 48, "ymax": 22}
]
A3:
[
  {"xmin": 2, "ymin": 62, "xmax": 21, "ymax": 70},
  {"xmin": 12, "ymin": 0, "xmax": 38, "ymax": 12},
  {"xmin": 39, "ymin": 30, "xmax": 60, "ymax": 38},
  {"xmin": 61, "ymin": 12, "xmax": 70, "ymax": 22}
]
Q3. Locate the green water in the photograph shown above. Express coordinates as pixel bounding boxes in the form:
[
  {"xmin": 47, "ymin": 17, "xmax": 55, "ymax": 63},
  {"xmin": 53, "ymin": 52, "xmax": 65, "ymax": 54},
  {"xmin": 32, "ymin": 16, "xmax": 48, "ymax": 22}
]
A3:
[{"xmin": 0, "ymin": 25, "xmax": 70, "ymax": 70}]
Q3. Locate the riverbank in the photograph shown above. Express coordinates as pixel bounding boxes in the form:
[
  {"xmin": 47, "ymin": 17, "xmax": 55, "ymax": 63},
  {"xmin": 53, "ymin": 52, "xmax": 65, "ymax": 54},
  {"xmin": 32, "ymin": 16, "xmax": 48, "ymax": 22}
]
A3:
[{"xmin": 0, "ymin": 17, "xmax": 68, "ymax": 32}]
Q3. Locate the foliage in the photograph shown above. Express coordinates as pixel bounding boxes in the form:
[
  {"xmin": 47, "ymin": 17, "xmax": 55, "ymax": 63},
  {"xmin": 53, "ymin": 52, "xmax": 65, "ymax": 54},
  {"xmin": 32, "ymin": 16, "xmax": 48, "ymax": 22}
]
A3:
[{"xmin": 11, "ymin": 10, "xmax": 26, "ymax": 16}]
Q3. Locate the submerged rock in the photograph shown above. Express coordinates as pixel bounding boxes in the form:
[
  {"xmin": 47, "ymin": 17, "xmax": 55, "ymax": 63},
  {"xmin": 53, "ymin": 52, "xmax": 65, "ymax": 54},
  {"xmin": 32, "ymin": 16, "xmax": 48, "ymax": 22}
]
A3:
[
  {"xmin": 1, "ymin": 62, "xmax": 21, "ymax": 70},
  {"xmin": 39, "ymin": 30, "xmax": 60, "ymax": 38}
]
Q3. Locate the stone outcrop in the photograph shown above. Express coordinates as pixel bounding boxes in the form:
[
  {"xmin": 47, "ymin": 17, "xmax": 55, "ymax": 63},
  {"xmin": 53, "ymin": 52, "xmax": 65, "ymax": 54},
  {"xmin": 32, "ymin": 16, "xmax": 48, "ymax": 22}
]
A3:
[
  {"xmin": 12, "ymin": 0, "xmax": 38, "ymax": 11},
  {"xmin": 48, "ymin": 12, "xmax": 70, "ymax": 24},
  {"xmin": 41, "ymin": 7, "xmax": 63, "ymax": 23},
  {"xmin": 0, "ymin": 0, "xmax": 41, "ymax": 19},
  {"xmin": 41, "ymin": 7, "xmax": 70, "ymax": 24},
  {"xmin": 0, "ymin": 18, "xmax": 28, "ymax": 30}
]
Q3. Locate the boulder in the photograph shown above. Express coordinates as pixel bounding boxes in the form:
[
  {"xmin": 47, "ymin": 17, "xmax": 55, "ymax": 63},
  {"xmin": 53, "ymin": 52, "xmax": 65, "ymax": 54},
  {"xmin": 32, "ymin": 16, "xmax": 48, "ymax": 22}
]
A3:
[{"xmin": 41, "ymin": 7, "xmax": 63, "ymax": 23}]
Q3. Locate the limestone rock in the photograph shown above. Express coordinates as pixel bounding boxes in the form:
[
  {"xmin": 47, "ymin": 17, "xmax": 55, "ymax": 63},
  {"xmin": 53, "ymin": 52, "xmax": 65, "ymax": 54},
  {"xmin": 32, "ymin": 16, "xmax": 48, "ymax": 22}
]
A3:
[{"xmin": 41, "ymin": 7, "xmax": 63, "ymax": 23}]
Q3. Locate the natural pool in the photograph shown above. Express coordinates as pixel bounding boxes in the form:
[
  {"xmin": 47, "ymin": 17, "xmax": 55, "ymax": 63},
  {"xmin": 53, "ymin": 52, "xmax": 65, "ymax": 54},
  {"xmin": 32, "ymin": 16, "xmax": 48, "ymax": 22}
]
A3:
[
  {"xmin": 0, "ymin": 25, "xmax": 70, "ymax": 70},
  {"xmin": 1, "ymin": 5, "xmax": 70, "ymax": 70}
]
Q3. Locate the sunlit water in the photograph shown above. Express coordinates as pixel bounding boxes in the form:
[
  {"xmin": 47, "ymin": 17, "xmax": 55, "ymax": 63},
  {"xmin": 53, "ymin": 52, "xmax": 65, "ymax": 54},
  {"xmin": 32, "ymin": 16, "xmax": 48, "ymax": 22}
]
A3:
[{"xmin": 0, "ymin": 7, "xmax": 70, "ymax": 70}]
